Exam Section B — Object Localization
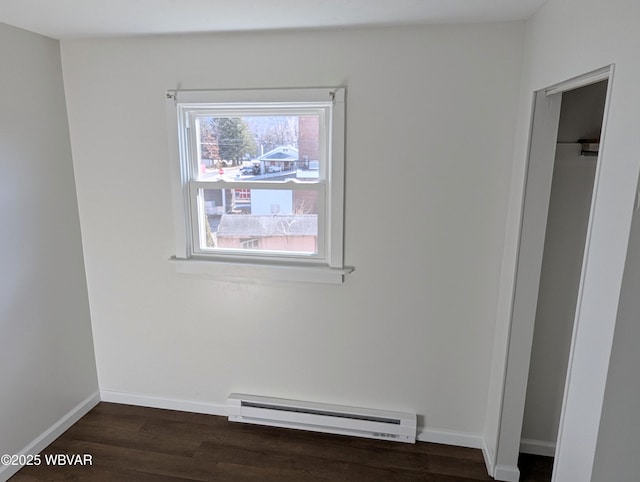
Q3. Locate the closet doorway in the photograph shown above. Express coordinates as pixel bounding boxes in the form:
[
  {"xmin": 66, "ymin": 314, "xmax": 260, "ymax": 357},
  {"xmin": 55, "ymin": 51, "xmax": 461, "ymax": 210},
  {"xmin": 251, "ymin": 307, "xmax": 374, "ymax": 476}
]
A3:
[
  {"xmin": 520, "ymin": 79, "xmax": 608, "ymax": 469},
  {"xmin": 494, "ymin": 66, "xmax": 613, "ymax": 482}
]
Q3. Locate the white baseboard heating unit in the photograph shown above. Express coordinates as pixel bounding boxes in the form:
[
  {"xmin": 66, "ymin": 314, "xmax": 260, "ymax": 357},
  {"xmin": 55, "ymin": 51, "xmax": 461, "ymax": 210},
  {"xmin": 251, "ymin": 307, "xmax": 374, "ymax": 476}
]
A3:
[{"xmin": 227, "ymin": 393, "xmax": 417, "ymax": 443}]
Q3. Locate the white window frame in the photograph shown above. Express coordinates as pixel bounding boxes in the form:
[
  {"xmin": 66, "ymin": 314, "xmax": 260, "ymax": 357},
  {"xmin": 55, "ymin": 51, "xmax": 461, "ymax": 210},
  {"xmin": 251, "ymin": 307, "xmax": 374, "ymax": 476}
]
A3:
[{"xmin": 166, "ymin": 87, "xmax": 352, "ymax": 284}]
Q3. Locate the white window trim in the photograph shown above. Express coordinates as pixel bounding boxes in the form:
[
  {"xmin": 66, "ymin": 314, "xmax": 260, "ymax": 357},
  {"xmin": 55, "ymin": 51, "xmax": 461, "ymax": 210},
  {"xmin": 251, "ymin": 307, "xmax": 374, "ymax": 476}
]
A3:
[{"xmin": 166, "ymin": 87, "xmax": 353, "ymax": 284}]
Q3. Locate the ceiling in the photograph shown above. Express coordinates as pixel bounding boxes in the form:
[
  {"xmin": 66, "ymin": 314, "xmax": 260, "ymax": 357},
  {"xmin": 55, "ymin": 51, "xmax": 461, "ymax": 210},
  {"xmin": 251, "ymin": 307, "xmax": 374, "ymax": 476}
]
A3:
[{"xmin": 0, "ymin": 0, "xmax": 547, "ymax": 40}]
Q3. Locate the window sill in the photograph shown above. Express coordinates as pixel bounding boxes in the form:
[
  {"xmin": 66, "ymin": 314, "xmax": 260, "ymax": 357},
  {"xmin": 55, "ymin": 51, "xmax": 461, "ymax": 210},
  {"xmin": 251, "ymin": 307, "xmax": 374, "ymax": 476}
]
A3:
[{"xmin": 169, "ymin": 257, "xmax": 354, "ymax": 284}]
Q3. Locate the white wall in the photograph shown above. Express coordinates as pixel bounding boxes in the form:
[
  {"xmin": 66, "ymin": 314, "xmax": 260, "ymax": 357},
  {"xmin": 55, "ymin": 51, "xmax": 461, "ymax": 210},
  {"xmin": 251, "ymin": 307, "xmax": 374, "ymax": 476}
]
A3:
[
  {"xmin": 521, "ymin": 144, "xmax": 596, "ymax": 447},
  {"xmin": 0, "ymin": 22, "xmax": 98, "ymax": 467},
  {"xmin": 486, "ymin": 0, "xmax": 640, "ymax": 479},
  {"xmin": 592, "ymin": 189, "xmax": 640, "ymax": 480},
  {"xmin": 555, "ymin": 81, "xmax": 608, "ymax": 143},
  {"xmin": 60, "ymin": 23, "xmax": 524, "ymax": 437}
]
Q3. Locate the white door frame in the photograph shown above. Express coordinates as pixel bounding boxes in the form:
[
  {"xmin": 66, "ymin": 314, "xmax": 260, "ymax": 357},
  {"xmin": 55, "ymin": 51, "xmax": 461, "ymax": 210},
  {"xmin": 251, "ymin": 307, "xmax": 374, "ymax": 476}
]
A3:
[{"xmin": 494, "ymin": 65, "xmax": 615, "ymax": 482}]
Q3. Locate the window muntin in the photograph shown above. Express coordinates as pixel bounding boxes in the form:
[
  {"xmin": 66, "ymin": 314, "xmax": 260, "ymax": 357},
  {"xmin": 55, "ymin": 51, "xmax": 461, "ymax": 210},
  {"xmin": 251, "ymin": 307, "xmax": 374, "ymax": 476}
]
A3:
[{"xmin": 168, "ymin": 88, "xmax": 345, "ymax": 270}]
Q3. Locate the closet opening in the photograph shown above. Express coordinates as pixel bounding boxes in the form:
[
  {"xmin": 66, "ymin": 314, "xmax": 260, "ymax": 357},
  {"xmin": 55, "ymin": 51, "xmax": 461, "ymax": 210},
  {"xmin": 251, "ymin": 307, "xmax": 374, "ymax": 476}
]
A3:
[{"xmin": 519, "ymin": 79, "xmax": 608, "ymax": 480}]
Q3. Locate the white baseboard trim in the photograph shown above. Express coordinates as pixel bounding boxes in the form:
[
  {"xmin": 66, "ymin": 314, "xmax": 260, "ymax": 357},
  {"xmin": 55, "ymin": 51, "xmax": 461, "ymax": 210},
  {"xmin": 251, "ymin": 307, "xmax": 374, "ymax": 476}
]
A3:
[
  {"xmin": 494, "ymin": 464, "xmax": 520, "ymax": 482},
  {"xmin": 520, "ymin": 438, "xmax": 556, "ymax": 457},
  {"xmin": 99, "ymin": 390, "xmax": 228, "ymax": 417},
  {"xmin": 417, "ymin": 427, "xmax": 484, "ymax": 449},
  {"xmin": 481, "ymin": 437, "xmax": 495, "ymax": 478},
  {"xmin": 417, "ymin": 428, "xmax": 492, "ymax": 478},
  {"xmin": 0, "ymin": 391, "xmax": 100, "ymax": 481}
]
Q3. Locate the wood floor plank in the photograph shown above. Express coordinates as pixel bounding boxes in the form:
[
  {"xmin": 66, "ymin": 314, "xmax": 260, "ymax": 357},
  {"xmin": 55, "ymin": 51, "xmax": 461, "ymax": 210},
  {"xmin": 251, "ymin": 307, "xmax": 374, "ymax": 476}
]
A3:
[
  {"xmin": 66, "ymin": 418, "xmax": 202, "ymax": 457},
  {"xmin": 195, "ymin": 440, "xmax": 421, "ymax": 481},
  {"xmin": 9, "ymin": 402, "xmax": 550, "ymax": 482}
]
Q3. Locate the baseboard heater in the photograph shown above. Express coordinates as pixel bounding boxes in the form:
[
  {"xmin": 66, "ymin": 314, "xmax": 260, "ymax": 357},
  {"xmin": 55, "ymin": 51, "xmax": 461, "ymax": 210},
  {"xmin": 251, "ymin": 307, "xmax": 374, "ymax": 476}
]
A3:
[{"xmin": 227, "ymin": 393, "xmax": 416, "ymax": 443}]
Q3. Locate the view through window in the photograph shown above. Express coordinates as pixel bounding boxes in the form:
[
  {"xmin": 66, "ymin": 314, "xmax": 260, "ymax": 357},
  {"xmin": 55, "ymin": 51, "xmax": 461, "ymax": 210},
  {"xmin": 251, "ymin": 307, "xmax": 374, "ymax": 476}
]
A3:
[{"xmin": 193, "ymin": 113, "xmax": 323, "ymax": 256}]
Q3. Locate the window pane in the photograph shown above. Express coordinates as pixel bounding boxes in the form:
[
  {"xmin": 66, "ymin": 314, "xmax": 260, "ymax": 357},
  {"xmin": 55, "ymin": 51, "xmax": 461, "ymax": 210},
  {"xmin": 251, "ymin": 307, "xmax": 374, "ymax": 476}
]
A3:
[
  {"xmin": 195, "ymin": 114, "xmax": 320, "ymax": 182},
  {"xmin": 200, "ymin": 188, "xmax": 319, "ymax": 255}
]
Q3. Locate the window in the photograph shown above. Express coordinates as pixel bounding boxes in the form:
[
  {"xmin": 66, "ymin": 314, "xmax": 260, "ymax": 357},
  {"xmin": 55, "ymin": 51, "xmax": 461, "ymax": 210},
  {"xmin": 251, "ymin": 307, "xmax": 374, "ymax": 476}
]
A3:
[{"xmin": 166, "ymin": 87, "xmax": 352, "ymax": 283}]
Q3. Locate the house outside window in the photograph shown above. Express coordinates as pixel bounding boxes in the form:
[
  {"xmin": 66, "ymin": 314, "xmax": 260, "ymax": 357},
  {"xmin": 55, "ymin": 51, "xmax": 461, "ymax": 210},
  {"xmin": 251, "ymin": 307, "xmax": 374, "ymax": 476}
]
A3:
[{"xmin": 166, "ymin": 87, "xmax": 352, "ymax": 283}]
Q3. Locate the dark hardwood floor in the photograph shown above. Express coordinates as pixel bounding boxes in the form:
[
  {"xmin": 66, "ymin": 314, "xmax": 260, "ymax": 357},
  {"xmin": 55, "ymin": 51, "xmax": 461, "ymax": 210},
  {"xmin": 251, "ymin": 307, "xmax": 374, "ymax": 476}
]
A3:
[
  {"xmin": 518, "ymin": 453, "xmax": 553, "ymax": 482},
  {"xmin": 11, "ymin": 402, "xmax": 552, "ymax": 481}
]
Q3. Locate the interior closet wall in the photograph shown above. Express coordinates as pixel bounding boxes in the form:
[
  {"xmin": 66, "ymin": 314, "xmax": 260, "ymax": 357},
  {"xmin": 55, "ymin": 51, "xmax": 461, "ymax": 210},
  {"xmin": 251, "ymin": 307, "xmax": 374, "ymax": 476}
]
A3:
[{"xmin": 521, "ymin": 81, "xmax": 607, "ymax": 448}]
